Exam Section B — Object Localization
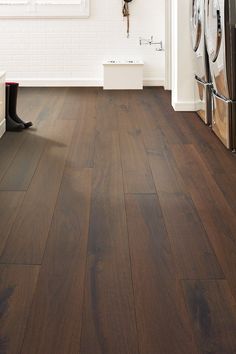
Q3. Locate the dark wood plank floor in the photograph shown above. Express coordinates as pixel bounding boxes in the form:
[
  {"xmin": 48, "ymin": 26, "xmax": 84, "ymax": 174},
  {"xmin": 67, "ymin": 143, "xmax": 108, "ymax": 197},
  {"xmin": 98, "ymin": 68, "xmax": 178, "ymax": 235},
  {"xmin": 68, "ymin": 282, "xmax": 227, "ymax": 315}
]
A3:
[{"xmin": 0, "ymin": 87, "xmax": 236, "ymax": 354}]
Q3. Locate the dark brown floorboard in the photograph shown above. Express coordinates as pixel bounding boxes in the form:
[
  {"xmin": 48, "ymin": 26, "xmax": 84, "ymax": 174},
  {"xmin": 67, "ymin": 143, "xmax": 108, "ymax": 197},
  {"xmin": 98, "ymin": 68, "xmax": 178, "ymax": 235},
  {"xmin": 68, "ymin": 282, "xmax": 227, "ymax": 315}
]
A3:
[
  {"xmin": 116, "ymin": 91, "xmax": 156, "ymax": 193},
  {"xmin": 148, "ymin": 147, "xmax": 223, "ymax": 280},
  {"xmin": 0, "ymin": 120, "xmax": 75, "ymax": 264},
  {"xmin": 20, "ymin": 168, "xmax": 92, "ymax": 354},
  {"xmin": 0, "ymin": 192, "xmax": 25, "ymax": 254},
  {"xmin": 66, "ymin": 88, "xmax": 98, "ymax": 169},
  {"xmin": 182, "ymin": 279, "xmax": 236, "ymax": 353},
  {"xmin": 0, "ymin": 265, "xmax": 39, "ymax": 354},
  {"xmin": 125, "ymin": 194, "xmax": 197, "ymax": 354},
  {"xmin": 0, "ymin": 87, "xmax": 235, "ymax": 354},
  {"xmin": 79, "ymin": 131, "xmax": 138, "ymax": 353},
  {"xmin": 171, "ymin": 143, "xmax": 236, "ymax": 296}
]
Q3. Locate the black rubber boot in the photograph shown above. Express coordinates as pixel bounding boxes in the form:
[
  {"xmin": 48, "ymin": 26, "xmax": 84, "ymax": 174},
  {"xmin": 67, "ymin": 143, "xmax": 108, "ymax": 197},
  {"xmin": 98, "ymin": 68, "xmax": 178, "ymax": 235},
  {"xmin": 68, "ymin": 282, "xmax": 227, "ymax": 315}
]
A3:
[
  {"xmin": 7, "ymin": 82, "xmax": 33, "ymax": 129},
  {"xmin": 5, "ymin": 85, "xmax": 24, "ymax": 132}
]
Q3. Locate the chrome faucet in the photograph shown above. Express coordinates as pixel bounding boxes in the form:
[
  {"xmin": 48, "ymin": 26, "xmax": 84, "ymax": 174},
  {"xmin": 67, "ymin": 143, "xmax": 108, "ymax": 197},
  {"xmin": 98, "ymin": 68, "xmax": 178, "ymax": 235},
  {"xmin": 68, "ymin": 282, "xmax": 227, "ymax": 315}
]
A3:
[{"xmin": 139, "ymin": 36, "xmax": 164, "ymax": 51}]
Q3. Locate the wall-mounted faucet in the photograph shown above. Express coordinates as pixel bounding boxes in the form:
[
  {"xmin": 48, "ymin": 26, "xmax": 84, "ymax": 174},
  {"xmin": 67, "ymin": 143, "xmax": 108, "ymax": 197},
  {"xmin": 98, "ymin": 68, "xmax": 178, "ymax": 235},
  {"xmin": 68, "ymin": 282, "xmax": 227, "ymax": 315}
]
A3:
[{"xmin": 139, "ymin": 36, "xmax": 164, "ymax": 51}]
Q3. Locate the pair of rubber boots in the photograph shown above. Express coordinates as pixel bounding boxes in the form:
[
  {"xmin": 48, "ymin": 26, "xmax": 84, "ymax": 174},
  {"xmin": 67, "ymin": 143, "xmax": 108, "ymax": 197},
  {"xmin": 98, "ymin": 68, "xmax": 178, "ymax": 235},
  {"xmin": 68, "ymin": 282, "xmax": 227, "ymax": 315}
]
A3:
[{"xmin": 5, "ymin": 82, "xmax": 33, "ymax": 131}]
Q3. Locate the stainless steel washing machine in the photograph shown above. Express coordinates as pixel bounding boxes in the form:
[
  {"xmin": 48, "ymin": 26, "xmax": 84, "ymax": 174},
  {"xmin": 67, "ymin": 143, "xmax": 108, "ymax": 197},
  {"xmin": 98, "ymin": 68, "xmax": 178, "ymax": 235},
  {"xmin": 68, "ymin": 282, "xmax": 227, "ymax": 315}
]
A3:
[
  {"xmin": 191, "ymin": 0, "xmax": 212, "ymax": 124},
  {"xmin": 205, "ymin": 0, "xmax": 236, "ymax": 149}
]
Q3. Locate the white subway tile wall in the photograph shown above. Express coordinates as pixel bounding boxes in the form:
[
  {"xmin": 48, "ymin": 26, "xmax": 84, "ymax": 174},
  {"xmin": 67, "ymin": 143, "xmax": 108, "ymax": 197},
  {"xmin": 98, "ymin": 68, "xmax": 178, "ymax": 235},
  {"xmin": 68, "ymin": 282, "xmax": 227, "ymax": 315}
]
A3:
[{"xmin": 0, "ymin": 0, "xmax": 165, "ymax": 85}]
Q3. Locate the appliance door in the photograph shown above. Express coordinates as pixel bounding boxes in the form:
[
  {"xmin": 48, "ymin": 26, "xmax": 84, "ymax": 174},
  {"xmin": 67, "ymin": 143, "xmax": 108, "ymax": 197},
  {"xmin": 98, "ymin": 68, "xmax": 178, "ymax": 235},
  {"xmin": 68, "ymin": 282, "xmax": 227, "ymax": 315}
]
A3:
[
  {"xmin": 191, "ymin": 0, "xmax": 202, "ymax": 52},
  {"xmin": 195, "ymin": 77, "xmax": 212, "ymax": 124},
  {"xmin": 191, "ymin": 0, "xmax": 208, "ymax": 82},
  {"xmin": 205, "ymin": 0, "xmax": 230, "ymax": 99},
  {"xmin": 227, "ymin": 0, "xmax": 236, "ymax": 100},
  {"xmin": 212, "ymin": 91, "xmax": 230, "ymax": 148}
]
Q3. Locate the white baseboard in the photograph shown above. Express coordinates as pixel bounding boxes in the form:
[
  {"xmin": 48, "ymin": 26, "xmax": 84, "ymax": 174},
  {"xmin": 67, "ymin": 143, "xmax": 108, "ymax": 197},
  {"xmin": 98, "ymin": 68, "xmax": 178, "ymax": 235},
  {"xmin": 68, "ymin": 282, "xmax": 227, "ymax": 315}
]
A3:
[
  {"xmin": 7, "ymin": 77, "xmax": 165, "ymax": 88},
  {"xmin": 13, "ymin": 78, "xmax": 103, "ymax": 87},
  {"xmin": 0, "ymin": 119, "xmax": 6, "ymax": 138},
  {"xmin": 143, "ymin": 78, "xmax": 165, "ymax": 87},
  {"xmin": 172, "ymin": 100, "xmax": 197, "ymax": 111}
]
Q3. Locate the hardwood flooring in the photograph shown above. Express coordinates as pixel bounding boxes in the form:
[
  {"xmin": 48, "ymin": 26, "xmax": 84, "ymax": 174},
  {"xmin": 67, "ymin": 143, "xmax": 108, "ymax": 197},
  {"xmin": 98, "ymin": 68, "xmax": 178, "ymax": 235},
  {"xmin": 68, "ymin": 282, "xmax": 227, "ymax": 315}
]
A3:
[{"xmin": 0, "ymin": 87, "xmax": 236, "ymax": 353}]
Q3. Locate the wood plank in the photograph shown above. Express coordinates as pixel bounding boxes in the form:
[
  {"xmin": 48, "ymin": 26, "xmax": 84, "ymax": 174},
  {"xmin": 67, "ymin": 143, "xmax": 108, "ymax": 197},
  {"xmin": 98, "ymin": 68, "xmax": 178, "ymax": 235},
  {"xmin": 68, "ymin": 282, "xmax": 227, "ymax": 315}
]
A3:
[
  {"xmin": 148, "ymin": 148, "xmax": 223, "ymax": 280},
  {"xmin": 0, "ymin": 88, "xmax": 62, "ymax": 185},
  {"xmin": 176, "ymin": 111, "xmax": 227, "ymax": 174},
  {"xmin": 57, "ymin": 87, "xmax": 89, "ymax": 121},
  {"xmin": 0, "ymin": 192, "xmax": 24, "ymax": 255},
  {"xmin": 0, "ymin": 89, "xmax": 68, "ymax": 191},
  {"xmin": 0, "ymin": 133, "xmax": 46, "ymax": 191},
  {"xmin": 66, "ymin": 88, "xmax": 98, "ymax": 169},
  {"xmin": 0, "ymin": 265, "xmax": 39, "ymax": 354},
  {"xmin": 125, "ymin": 193, "xmax": 198, "ymax": 354},
  {"xmin": 128, "ymin": 90, "xmax": 166, "ymax": 154},
  {"xmin": 145, "ymin": 88, "xmax": 189, "ymax": 145},
  {"xmin": 213, "ymin": 172, "xmax": 236, "ymax": 213},
  {"xmin": 1, "ymin": 87, "xmax": 236, "ymax": 353},
  {"xmin": 0, "ymin": 119, "xmax": 75, "ymax": 265},
  {"xmin": 158, "ymin": 191, "xmax": 223, "ymax": 280},
  {"xmin": 79, "ymin": 132, "xmax": 139, "ymax": 354},
  {"xmin": 0, "ymin": 134, "xmax": 27, "ymax": 183},
  {"xmin": 117, "ymin": 91, "xmax": 156, "ymax": 194},
  {"xmin": 186, "ymin": 111, "xmax": 236, "ymax": 175},
  {"xmin": 171, "ymin": 144, "xmax": 236, "ymax": 296},
  {"xmin": 21, "ymin": 168, "xmax": 92, "ymax": 354},
  {"xmin": 182, "ymin": 279, "xmax": 236, "ymax": 353},
  {"xmin": 95, "ymin": 90, "xmax": 118, "ymax": 133}
]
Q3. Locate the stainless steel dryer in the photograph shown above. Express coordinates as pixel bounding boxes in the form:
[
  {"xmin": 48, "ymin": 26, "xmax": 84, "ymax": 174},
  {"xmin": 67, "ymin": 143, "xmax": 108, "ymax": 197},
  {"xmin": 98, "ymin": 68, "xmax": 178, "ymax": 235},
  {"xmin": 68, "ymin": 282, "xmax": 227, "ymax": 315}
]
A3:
[
  {"xmin": 191, "ymin": 0, "xmax": 212, "ymax": 124},
  {"xmin": 205, "ymin": 0, "xmax": 236, "ymax": 149}
]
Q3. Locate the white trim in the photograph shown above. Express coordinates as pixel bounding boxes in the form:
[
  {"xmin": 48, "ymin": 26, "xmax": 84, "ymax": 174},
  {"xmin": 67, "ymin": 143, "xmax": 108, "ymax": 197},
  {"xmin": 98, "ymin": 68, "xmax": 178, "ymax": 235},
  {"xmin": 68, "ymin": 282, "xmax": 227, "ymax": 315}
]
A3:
[
  {"xmin": 14, "ymin": 78, "xmax": 103, "ymax": 87},
  {"xmin": 143, "ymin": 78, "xmax": 164, "ymax": 87},
  {"xmin": 0, "ymin": 119, "xmax": 6, "ymax": 138},
  {"xmin": 165, "ymin": 0, "xmax": 172, "ymax": 90},
  {"xmin": 7, "ymin": 78, "xmax": 165, "ymax": 87},
  {"xmin": 172, "ymin": 101, "xmax": 196, "ymax": 111}
]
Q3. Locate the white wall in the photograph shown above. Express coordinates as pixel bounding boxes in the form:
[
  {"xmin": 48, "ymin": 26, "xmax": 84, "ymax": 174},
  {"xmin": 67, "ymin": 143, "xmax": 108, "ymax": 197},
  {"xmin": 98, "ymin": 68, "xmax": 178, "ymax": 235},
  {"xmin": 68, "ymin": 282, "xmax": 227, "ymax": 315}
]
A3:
[
  {"xmin": 0, "ymin": 0, "xmax": 165, "ymax": 86},
  {"xmin": 0, "ymin": 72, "xmax": 6, "ymax": 138},
  {"xmin": 171, "ymin": 0, "xmax": 196, "ymax": 110}
]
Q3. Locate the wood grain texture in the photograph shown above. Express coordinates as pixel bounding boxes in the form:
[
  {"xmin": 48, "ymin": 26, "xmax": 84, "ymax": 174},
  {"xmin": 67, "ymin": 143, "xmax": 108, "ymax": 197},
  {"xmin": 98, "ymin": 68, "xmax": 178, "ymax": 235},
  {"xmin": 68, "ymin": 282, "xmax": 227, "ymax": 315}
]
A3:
[
  {"xmin": 0, "ymin": 120, "xmax": 75, "ymax": 264},
  {"xmin": 145, "ymin": 88, "xmax": 189, "ymax": 145},
  {"xmin": 57, "ymin": 87, "xmax": 88, "ymax": 121},
  {"xmin": 1, "ymin": 87, "xmax": 236, "ymax": 353},
  {"xmin": 171, "ymin": 144, "xmax": 236, "ymax": 294},
  {"xmin": 21, "ymin": 168, "xmax": 92, "ymax": 354},
  {"xmin": 66, "ymin": 88, "xmax": 98, "ymax": 169},
  {"xmin": 0, "ymin": 265, "xmax": 39, "ymax": 354},
  {"xmin": 125, "ymin": 194, "xmax": 197, "ymax": 354},
  {"xmin": 0, "ymin": 88, "xmax": 45, "ymax": 182},
  {"xmin": 0, "ymin": 133, "xmax": 46, "ymax": 191},
  {"xmin": 0, "ymin": 192, "xmax": 24, "ymax": 255},
  {"xmin": 182, "ymin": 280, "xmax": 236, "ymax": 353},
  {"xmin": 0, "ymin": 134, "xmax": 26, "ymax": 183},
  {"xmin": 79, "ymin": 131, "xmax": 139, "ymax": 354},
  {"xmin": 149, "ymin": 148, "xmax": 223, "ymax": 280},
  {"xmin": 0, "ymin": 88, "xmax": 68, "ymax": 192},
  {"xmin": 117, "ymin": 91, "xmax": 156, "ymax": 194}
]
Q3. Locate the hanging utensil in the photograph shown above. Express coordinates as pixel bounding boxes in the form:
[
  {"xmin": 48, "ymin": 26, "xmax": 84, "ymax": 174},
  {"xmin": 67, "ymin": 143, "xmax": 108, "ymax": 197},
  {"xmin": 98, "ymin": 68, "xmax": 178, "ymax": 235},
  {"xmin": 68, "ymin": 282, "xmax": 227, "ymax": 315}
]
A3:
[{"xmin": 123, "ymin": 0, "xmax": 133, "ymax": 38}]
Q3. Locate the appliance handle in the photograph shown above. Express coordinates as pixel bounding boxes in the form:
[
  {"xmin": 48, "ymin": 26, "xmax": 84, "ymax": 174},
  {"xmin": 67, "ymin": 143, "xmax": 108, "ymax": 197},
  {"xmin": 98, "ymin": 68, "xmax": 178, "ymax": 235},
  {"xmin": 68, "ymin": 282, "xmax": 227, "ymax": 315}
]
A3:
[
  {"xmin": 195, "ymin": 77, "xmax": 212, "ymax": 87},
  {"xmin": 212, "ymin": 90, "xmax": 231, "ymax": 103}
]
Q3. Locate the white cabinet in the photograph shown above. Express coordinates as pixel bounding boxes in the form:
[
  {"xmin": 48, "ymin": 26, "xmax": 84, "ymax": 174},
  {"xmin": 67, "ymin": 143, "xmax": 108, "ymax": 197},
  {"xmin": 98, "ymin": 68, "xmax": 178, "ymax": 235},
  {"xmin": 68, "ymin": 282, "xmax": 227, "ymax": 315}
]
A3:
[
  {"xmin": 0, "ymin": 72, "xmax": 6, "ymax": 139},
  {"xmin": 103, "ymin": 60, "xmax": 144, "ymax": 90}
]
